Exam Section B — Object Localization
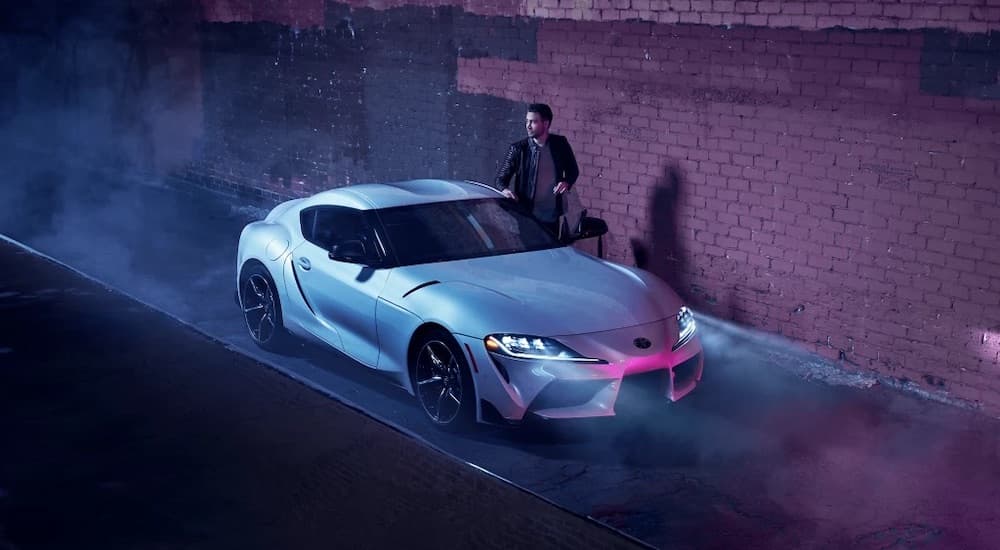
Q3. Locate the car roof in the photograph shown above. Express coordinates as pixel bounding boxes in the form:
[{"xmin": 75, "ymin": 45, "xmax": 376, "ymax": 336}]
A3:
[{"xmin": 301, "ymin": 179, "xmax": 502, "ymax": 210}]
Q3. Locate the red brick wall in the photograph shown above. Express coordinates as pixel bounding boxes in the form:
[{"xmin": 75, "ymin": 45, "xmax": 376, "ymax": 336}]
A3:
[
  {"xmin": 456, "ymin": 20, "xmax": 1000, "ymax": 415},
  {"xmin": 192, "ymin": 0, "xmax": 1000, "ymax": 416},
  {"xmin": 341, "ymin": 0, "xmax": 1000, "ymax": 33},
  {"xmin": 203, "ymin": 0, "xmax": 325, "ymax": 27}
]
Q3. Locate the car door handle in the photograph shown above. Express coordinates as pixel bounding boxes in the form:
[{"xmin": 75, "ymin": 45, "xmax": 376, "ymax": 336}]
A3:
[{"xmin": 297, "ymin": 257, "xmax": 311, "ymax": 271}]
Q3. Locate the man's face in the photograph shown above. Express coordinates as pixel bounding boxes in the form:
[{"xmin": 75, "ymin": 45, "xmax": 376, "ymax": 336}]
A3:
[{"xmin": 525, "ymin": 111, "xmax": 549, "ymax": 139}]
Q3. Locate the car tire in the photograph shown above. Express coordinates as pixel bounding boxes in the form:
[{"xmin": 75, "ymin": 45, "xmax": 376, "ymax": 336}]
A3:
[
  {"xmin": 411, "ymin": 328, "xmax": 476, "ymax": 430},
  {"xmin": 239, "ymin": 262, "xmax": 288, "ymax": 352}
]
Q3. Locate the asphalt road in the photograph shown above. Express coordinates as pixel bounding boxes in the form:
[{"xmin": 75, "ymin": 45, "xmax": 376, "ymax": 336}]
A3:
[
  {"xmin": 0, "ymin": 236, "xmax": 645, "ymax": 550},
  {"xmin": 2, "ymin": 179, "xmax": 998, "ymax": 549}
]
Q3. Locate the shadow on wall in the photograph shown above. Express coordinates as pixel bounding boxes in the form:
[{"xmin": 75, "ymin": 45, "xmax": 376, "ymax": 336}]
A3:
[
  {"xmin": 630, "ymin": 164, "xmax": 746, "ymax": 322},
  {"xmin": 630, "ymin": 164, "xmax": 689, "ymax": 302}
]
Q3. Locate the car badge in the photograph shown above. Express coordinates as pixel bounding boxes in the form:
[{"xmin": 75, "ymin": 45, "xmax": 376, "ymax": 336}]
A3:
[{"xmin": 633, "ymin": 337, "xmax": 652, "ymax": 349}]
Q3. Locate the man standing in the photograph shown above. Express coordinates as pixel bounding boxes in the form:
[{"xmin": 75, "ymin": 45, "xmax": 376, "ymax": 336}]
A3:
[{"xmin": 494, "ymin": 103, "xmax": 579, "ymax": 236}]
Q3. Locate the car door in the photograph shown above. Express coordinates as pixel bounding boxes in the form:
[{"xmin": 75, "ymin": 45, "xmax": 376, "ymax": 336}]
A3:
[{"xmin": 293, "ymin": 205, "xmax": 390, "ymax": 367}]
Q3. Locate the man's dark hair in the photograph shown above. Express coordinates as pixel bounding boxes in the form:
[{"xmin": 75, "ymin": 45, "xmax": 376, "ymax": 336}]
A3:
[{"xmin": 527, "ymin": 103, "xmax": 553, "ymax": 122}]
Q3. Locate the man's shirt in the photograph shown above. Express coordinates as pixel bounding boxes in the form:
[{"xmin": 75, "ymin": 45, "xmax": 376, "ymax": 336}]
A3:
[{"xmin": 531, "ymin": 139, "xmax": 559, "ymax": 223}]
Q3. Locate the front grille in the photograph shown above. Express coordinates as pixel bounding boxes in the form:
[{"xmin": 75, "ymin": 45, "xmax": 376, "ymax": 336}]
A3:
[
  {"xmin": 618, "ymin": 369, "xmax": 669, "ymax": 400},
  {"xmin": 529, "ymin": 379, "xmax": 609, "ymax": 411},
  {"xmin": 615, "ymin": 369, "xmax": 669, "ymax": 413},
  {"xmin": 672, "ymin": 353, "xmax": 700, "ymax": 386}
]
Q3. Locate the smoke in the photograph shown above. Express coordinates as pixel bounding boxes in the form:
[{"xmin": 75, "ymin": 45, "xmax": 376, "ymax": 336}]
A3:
[
  {"xmin": 0, "ymin": 1, "xmax": 214, "ymax": 314},
  {"xmin": 2, "ymin": 6, "xmax": 997, "ymax": 548},
  {"xmin": 486, "ymin": 312, "xmax": 999, "ymax": 548}
]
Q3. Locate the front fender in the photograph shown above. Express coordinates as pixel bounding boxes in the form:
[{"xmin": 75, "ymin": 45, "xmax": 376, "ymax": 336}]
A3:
[{"xmin": 374, "ymin": 281, "xmax": 524, "ymax": 392}]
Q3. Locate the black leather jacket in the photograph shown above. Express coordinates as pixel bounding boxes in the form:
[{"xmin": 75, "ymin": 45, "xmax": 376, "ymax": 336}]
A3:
[{"xmin": 494, "ymin": 134, "xmax": 579, "ymax": 216}]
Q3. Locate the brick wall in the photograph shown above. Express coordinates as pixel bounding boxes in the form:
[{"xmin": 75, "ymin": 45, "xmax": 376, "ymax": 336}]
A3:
[
  {"xmin": 184, "ymin": 1, "xmax": 1000, "ymax": 415},
  {"xmin": 183, "ymin": 19, "xmax": 367, "ymax": 201},
  {"xmin": 461, "ymin": 21, "xmax": 1000, "ymax": 414},
  {"xmin": 184, "ymin": 3, "xmax": 534, "ymax": 202},
  {"xmin": 203, "ymin": 0, "xmax": 326, "ymax": 27},
  {"xmin": 341, "ymin": 0, "xmax": 1000, "ymax": 33},
  {"xmin": 456, "ymin": 21, "xmax": 1000, "ymax": 411}
]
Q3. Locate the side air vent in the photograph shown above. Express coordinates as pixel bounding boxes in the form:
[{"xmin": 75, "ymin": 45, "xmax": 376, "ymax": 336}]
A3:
[
  {"xmin": 402, "ymin": 280, "xmax": 440, "ymax": 298},
  {"xmin": 291, "ymin": 264, "xmax": 315, "ymax": 315}
]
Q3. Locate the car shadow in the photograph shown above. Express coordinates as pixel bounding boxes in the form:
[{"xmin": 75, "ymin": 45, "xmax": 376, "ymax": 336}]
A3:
[
  {"xmin": 270, "ymin": 335, "xmax": 706, "ymax": 469},
  {"xmin": 466, "ymin": 406, "xmax": 708, "ymax": 468},
  {"xmin": 265, "ymin": 323, "xmax": 778, "ymax": 470},
  {"xmin": 272, "ymin": 336, "xmax": 420, "ymax": 406},
  {"xmin": 464, "ymin": 335, "xmax": 843, "ymax": 468}
]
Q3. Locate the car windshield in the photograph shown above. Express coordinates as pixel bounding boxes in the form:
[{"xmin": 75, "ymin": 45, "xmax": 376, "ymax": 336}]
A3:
[{"xmin": 375, "ymin": 198, "xmax": 563, "ymax": 266}]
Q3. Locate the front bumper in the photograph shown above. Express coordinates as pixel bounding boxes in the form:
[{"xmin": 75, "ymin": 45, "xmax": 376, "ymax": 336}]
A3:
[{"xmin": 456, "ymin": 317, "xmax": 704, "ymax": 423}]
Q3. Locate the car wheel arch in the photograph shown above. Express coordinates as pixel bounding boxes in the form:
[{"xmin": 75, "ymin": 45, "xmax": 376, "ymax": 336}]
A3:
[
  {"xmin": 239, "ymin": 258, "xmax": 275, "ymax": 296},
  {"xmin": 406, "ymin": 323, "xmax": 478, "ymax": 392},
  {"xmin": 407, "ymin": 322, "xmax": 480, "ymax": 429},
  {"xmin": 406, "ymin": 322, "xmax": 452, "ymax": 379},
  {"xmin": 237, "ymin": 258, "xmax": 290, "ymax": 351}
]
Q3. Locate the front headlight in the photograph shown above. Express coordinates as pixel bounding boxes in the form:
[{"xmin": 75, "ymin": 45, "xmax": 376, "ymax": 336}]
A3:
[
  {"xmin": 676, "ymin": 306, "xmax": 696, "ymax": 345},
  {"xmin": 484, "ymin": 334, "xmax": 605, "ymax": 363}
]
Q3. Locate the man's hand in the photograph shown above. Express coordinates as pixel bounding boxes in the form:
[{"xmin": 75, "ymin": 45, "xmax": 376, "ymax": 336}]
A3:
[
  {"xmin": 501, "ymin": 188, "xmax": 518, "ymax": 200},
  {"xmin": 553, "ymin": 181, "xmax": 570, "ymax": 195}
]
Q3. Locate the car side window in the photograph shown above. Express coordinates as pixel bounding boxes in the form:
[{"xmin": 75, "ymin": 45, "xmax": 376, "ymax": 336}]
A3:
[
  {"xmin": 302, "ymin": 206, "xmax": 380, "ymax": 263},
  {"xmin": 299, "ymin": 208, "xmax": 317, "ymax": 242}
]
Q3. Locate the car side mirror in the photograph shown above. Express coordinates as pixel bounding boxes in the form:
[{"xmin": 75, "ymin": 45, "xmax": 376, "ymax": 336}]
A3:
[
  {"xmin": 329, "ymin": 240, "xmax": 367, "ymax": 264},
  {"xmin": 574, "ymin": 216, "xmax": 608, "ymax": 241}
]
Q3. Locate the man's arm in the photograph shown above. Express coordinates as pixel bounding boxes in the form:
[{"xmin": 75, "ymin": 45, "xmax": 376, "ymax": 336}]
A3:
[
  {"xmin": 552, "ymin": 135, "xmax": 579, "ymax": 195},
  {"xmin": 494, "ymin": 143, "xmax": 519, "ymax": 192},
  {"xmin": 561, "ymin": 136, "xmax": 579, "ymax": 189}
]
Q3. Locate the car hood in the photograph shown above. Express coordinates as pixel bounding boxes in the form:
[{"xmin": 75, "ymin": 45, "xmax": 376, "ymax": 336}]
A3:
[{"xmin": 384, "ymin": 247, "xmax": 682, "ymax": 336}]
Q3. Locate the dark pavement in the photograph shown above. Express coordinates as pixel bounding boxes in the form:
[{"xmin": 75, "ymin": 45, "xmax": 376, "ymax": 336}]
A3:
[
  {"xmin": 0, "ymin": 238, "xmax": 643, "ymax": 550},
  {"xmin": 1, "ymin": 179, "xmax": 999, "ymax": 549}
]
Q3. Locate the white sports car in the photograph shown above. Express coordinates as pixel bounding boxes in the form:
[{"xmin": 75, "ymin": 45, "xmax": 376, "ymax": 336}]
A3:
[{"xmin": 236, "ymin": 179, "xmax": 703, "ymax": 429}]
